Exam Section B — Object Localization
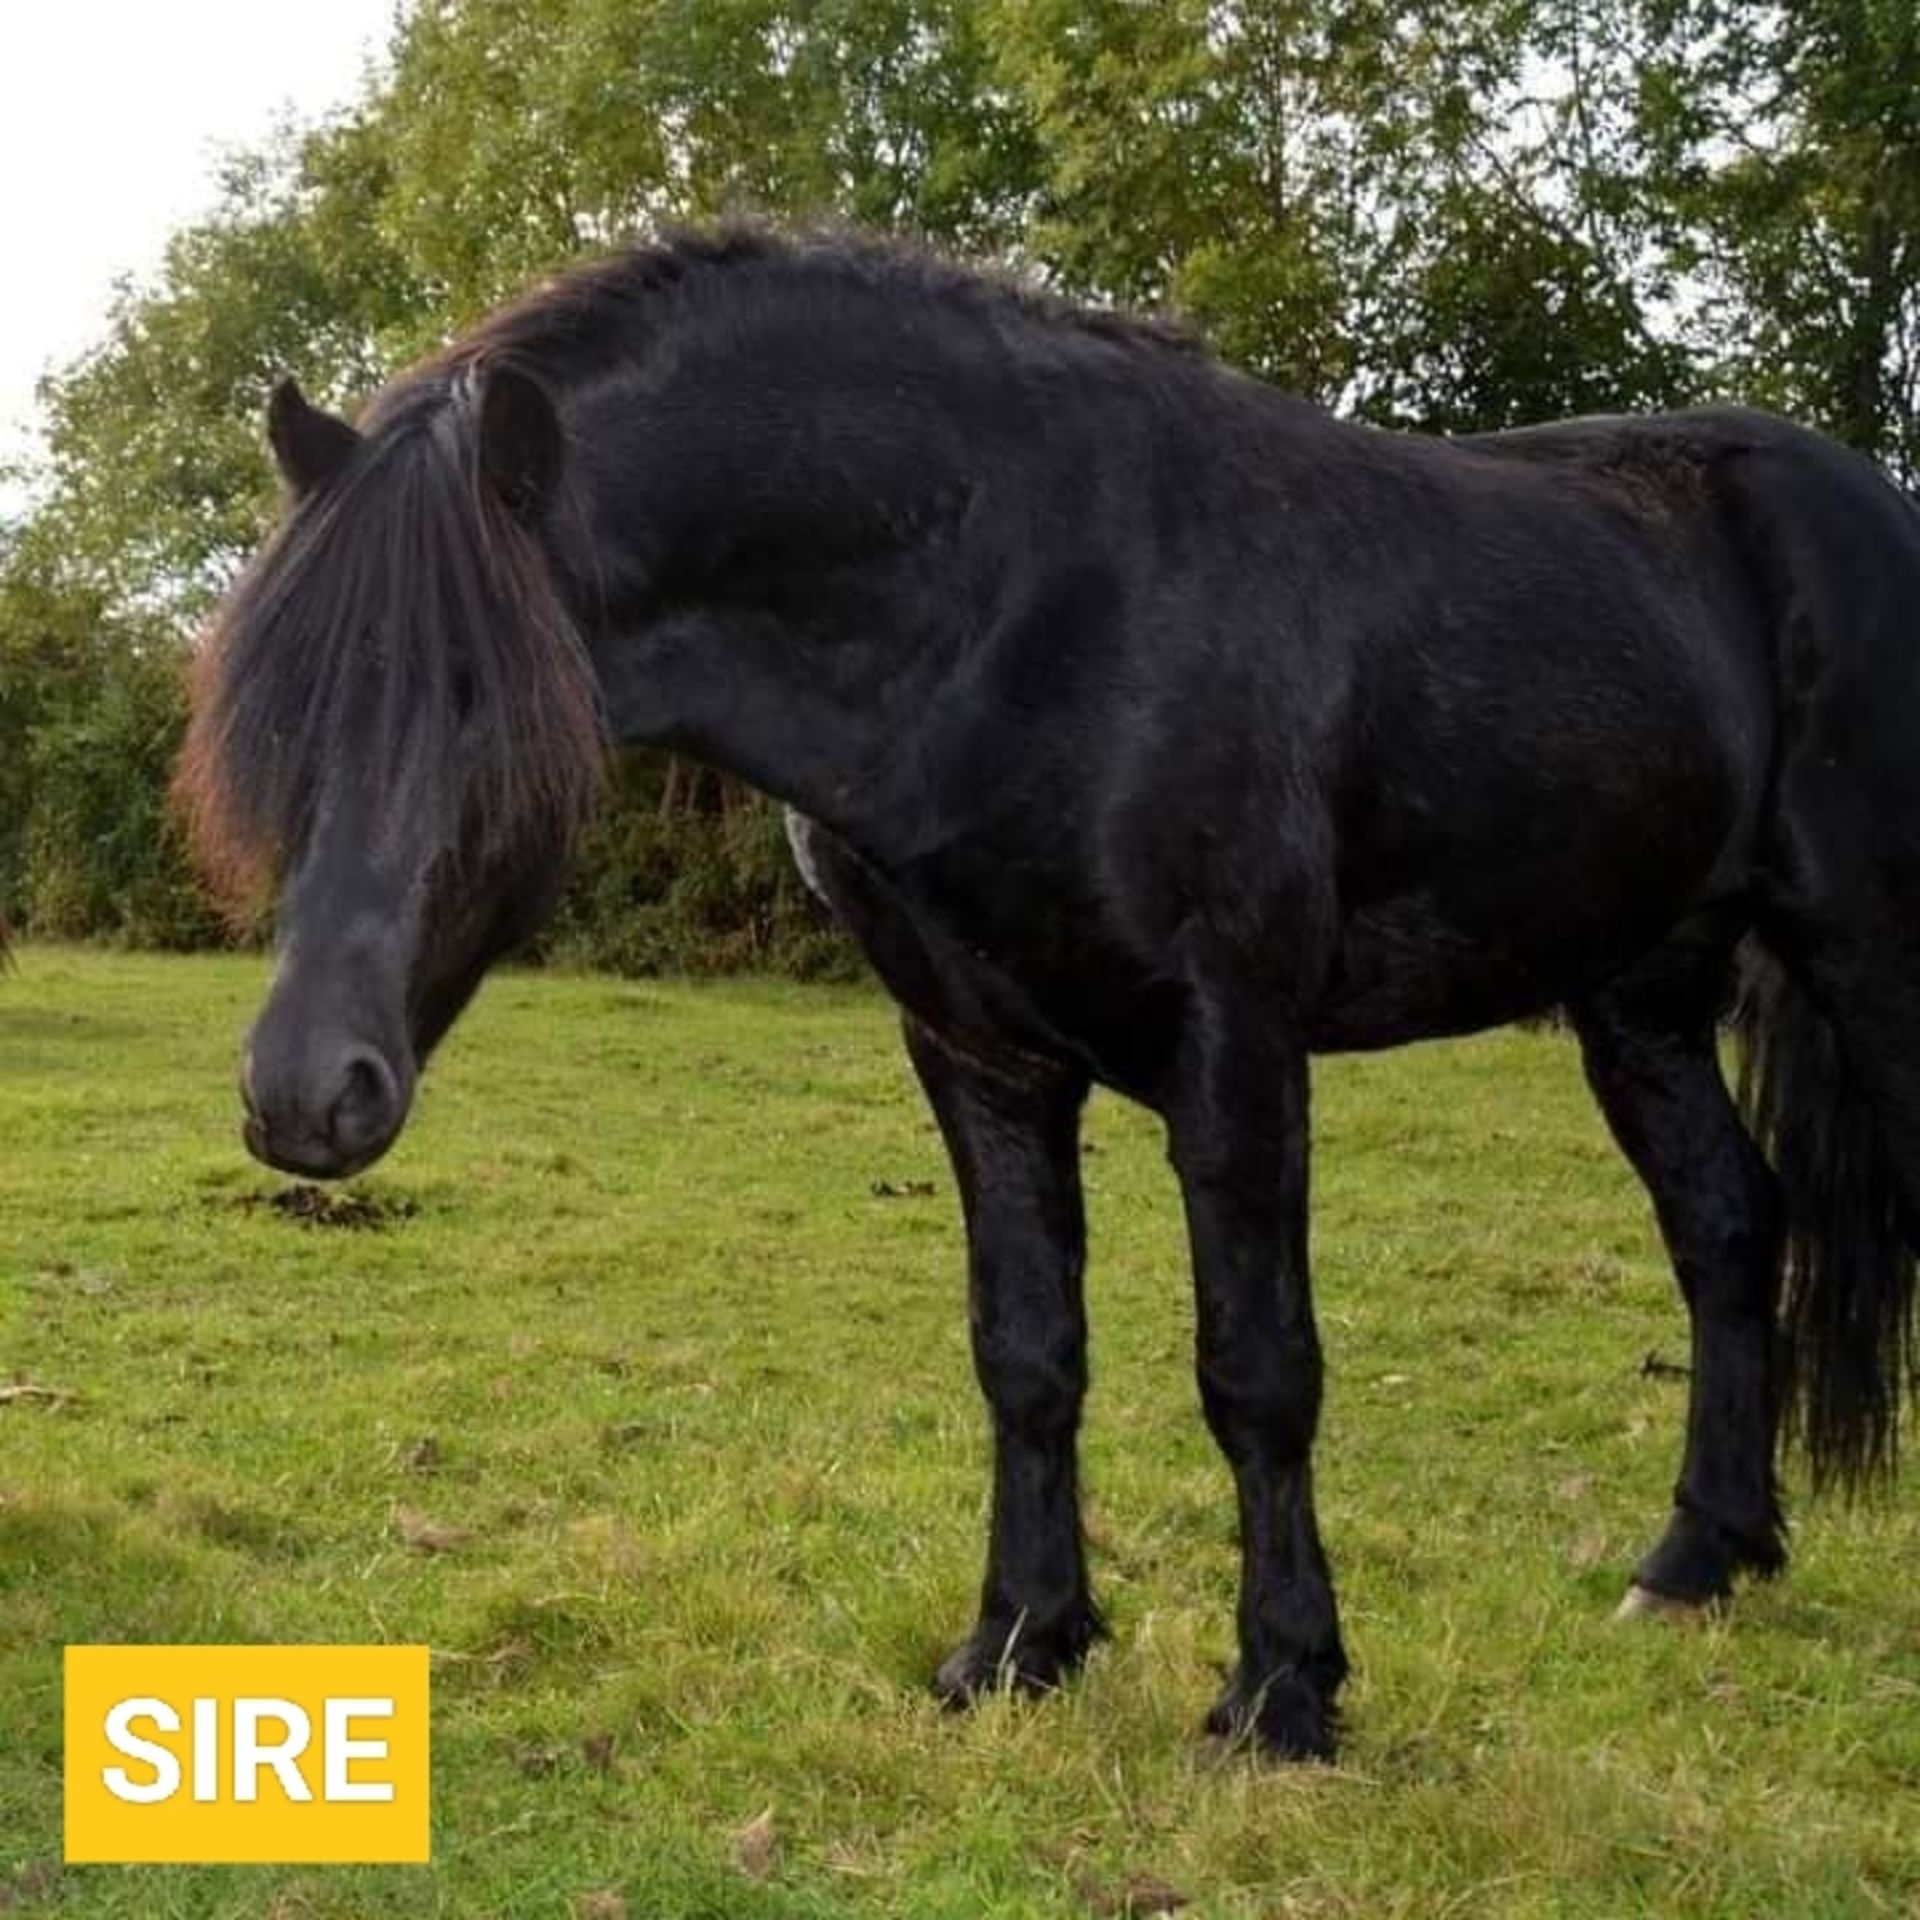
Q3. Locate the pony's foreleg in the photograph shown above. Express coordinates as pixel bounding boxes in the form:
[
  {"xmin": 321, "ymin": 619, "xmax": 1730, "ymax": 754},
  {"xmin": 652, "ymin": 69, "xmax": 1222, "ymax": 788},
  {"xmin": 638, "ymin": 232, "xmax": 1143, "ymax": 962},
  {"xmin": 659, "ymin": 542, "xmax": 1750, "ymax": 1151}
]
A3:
[
  {"xmin": 903, "ymin": 1018, "xmax": 1104, "ymax": 1701},
  {"xmin": 1574, "ymin": 978, "xmax": 1787, "ymax": 1609},
  {"xmin": 1167, "ymin": 1018, "xmax": 1345, "ymax": 1759}
]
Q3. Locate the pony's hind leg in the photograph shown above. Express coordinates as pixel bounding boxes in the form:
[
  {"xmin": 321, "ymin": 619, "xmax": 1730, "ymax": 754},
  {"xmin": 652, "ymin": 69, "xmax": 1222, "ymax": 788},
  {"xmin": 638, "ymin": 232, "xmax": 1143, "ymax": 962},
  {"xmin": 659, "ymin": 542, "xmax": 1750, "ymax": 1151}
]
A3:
[
  {"xmin": 902, "ymin": 1017, "xmax": 1105, "ymax": 1701},
  {"xmin": 1572, "ymin": 941, "xmax": 1788, "ymax": 1607}
]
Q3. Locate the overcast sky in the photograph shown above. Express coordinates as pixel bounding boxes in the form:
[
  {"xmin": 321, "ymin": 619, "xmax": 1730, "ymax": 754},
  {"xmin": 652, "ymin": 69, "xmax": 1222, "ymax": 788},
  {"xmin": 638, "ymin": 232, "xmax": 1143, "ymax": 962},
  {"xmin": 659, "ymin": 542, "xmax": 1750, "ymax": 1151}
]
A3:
[{"xmin": 0, "ymin": 0, "xmax": 400, "ymax": 495}]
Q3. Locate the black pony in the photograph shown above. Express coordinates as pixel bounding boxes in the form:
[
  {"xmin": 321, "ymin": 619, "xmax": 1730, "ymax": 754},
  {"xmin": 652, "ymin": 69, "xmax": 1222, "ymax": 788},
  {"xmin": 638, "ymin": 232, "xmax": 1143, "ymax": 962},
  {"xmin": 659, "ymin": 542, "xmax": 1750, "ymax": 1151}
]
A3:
[{"xmin": 182, "ymin": 227, "xmax": 1920, "ymax": 1760}]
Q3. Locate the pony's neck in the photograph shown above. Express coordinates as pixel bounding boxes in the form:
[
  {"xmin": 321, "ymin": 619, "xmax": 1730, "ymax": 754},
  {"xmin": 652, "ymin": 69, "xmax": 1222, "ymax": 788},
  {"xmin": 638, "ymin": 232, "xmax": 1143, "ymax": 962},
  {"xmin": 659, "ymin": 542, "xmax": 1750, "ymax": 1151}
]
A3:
[
  {"xmin": 583, "ymin": 582, "xmax": 967, "ymax": 841},
  {"xmin": 553, "ymin": 291, "xmax": 1089, "ymax": 854}
]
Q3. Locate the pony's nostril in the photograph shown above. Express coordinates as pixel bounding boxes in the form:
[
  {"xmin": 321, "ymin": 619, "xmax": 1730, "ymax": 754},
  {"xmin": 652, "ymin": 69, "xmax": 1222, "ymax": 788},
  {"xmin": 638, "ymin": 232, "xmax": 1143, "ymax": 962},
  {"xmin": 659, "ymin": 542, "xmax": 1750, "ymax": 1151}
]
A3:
[{"xmin": 327, "ymin": 1049, "xmax": 401, "ymax": 1158}]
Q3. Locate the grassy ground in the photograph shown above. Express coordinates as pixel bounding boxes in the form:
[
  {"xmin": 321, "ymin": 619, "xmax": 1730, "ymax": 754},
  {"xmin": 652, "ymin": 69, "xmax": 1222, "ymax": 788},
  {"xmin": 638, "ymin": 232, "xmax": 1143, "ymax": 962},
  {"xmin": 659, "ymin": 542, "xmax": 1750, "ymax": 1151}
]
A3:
[{"xmin": 2, "ymin": 946, "xmax": 1917, "ymax": 1918}]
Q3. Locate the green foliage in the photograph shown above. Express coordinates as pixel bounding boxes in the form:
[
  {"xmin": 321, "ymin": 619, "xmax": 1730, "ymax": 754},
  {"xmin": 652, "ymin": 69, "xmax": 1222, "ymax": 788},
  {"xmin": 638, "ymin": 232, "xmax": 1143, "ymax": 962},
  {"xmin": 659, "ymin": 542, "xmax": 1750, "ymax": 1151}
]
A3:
[
  {"xmin": 3, "ymin": 0, "xmax": 1917, "ymax": 960},
  {"xmin": 549, "ymin": 760, "xmax": 861, "ymax": 980},
  {"xmin": 1681, "ymin": 0, "xmax": 1920, "ymax": 476},
  {"xmin": 33, "ymin": 126, "xmax": 427, "ymax": 623},
  {"xmin": 0, "ymin": 525, "xmax": 211, "ymax": 946},
  {"xmin": 1368, "ymin": 186, "xmax": 1694, "ymax": 432},
  {"xmin": 17, "ymin": 643, "xmax": 221, "ymax": 951},
  {"xmin": 367, "ymin": 0, "xmax": 1040, "ymax": 323},
  {"xmin": 0, "ymin": 527, "xmax": 96, "ymax": 914}
]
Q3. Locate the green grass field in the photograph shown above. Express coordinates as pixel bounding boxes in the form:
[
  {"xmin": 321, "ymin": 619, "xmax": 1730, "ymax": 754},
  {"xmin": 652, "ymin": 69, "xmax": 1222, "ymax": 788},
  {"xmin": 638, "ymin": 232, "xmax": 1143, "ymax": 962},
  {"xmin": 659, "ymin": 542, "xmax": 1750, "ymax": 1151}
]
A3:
[{"xmin": 2, "ymin": 947, "xmax": 1917, "ymax": 1917}]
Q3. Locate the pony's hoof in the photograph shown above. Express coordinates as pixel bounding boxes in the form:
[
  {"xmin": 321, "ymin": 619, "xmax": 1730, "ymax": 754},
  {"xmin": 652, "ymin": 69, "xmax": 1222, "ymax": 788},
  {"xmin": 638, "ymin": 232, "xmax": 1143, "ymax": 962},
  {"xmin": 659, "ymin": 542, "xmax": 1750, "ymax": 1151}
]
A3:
[
  {"xmin": 931, "ymin": 1608, "xmax": 1102, "ymax": 1706},
  {"xmin": 1203, "ymin": 1671, "xmax": 1338, "ymax": 1763},
  {"xmin": 1613, "ymin": 1582, "xmax": 1713, "ymax": 1623}
]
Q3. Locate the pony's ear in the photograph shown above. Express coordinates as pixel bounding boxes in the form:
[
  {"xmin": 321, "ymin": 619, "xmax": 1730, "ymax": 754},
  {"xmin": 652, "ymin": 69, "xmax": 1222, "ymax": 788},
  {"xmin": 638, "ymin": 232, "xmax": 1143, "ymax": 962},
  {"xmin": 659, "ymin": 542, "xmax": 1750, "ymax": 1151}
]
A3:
[
  {"xmin": 475, "ymin": 364, "xmax": 564, "ymax": 525},
  {"xmin": 267, "ymin": 378, "xmax": 359, "ymax": 498}
]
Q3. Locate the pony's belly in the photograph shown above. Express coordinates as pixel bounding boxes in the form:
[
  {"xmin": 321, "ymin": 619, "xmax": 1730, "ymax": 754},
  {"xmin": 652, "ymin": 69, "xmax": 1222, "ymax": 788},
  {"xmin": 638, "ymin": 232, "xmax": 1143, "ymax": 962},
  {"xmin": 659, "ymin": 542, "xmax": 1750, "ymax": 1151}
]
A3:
[
  {"xmin": 1310, "ymin": 897, "xmax": 1638, "ymax": 1050},
  {"xmin": 1310, "ymin": 713, "xmax": 1757, "ymax": 1049}
]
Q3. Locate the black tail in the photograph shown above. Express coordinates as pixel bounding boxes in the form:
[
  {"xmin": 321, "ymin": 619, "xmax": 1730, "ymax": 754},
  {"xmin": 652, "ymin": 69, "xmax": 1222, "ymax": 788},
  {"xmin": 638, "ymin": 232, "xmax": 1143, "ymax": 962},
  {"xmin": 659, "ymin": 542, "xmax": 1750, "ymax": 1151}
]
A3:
[{"xmin": 1736, "ymin": 944, "xmax": 1920, "ymax": 1492}]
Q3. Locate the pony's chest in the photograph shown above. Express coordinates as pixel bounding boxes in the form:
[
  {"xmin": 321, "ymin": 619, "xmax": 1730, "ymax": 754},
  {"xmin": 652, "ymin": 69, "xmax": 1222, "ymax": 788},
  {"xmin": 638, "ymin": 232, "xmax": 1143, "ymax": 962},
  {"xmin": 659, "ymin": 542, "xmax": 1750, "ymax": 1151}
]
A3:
[{"xmin": 784, "ymin": 811, "xmax": 1178, "ymax": 1094}]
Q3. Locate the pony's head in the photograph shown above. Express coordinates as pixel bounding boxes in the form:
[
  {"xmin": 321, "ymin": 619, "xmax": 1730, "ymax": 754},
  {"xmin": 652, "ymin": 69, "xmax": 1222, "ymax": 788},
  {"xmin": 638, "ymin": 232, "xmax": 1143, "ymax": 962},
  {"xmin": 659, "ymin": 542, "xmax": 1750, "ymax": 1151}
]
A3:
[{"xmin": 179, "ymin": 369, "xmax": 602, "ymax": 1177}]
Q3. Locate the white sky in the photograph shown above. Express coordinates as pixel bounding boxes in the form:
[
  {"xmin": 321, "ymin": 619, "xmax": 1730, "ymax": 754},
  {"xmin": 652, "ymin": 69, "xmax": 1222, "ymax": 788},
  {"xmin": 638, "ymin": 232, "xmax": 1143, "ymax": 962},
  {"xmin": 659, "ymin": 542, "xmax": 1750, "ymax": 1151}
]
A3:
[{"xmin": 0, "ymin": 0, "xmax": 400, "ymax": 503}]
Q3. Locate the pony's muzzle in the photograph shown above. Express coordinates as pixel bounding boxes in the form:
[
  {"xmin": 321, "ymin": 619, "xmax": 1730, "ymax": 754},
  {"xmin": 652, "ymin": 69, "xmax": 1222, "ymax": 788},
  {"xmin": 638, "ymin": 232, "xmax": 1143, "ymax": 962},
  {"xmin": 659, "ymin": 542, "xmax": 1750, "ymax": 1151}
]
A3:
[
  {"xmin": 327, "ymin": 1047, "xmax": 406, "ymax": 1164},
  {"xmin": 241, "ymin": 1034, "xmax": 411, "ymax": 1180}
]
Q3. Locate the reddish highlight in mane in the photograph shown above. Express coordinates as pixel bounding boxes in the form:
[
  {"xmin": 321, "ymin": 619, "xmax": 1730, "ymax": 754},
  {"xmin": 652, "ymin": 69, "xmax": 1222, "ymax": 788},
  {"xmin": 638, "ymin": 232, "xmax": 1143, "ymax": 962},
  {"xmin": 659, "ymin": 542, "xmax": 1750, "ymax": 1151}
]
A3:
[{"xmin": 176, "ymin": 379, "xmax": 604, "ymax": 916}]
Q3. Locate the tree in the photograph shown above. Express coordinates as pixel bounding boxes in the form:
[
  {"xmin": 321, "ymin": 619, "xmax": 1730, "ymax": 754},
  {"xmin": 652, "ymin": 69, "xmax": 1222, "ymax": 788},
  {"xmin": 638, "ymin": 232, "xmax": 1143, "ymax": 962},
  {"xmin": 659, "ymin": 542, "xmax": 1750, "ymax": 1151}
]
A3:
[
  {"xmin": 1639, "ymin": 0, "xmax": 1920, "ymax": 475},
  {"xmin": 33, "ymin": 123, "xmax": 429, "ymax": 624}
]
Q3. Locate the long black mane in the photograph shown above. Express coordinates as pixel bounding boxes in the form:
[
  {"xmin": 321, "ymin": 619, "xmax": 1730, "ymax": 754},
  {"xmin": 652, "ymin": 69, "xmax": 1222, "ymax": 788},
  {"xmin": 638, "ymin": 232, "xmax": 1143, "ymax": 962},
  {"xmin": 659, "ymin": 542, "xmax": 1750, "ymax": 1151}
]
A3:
[
  {"xmin": 180, "ymin": 379, "xmax": 602, "ymax": 903},
  {"xmin": 422, "ymin": 223, "xmax": 1201, "ymax": 393}
]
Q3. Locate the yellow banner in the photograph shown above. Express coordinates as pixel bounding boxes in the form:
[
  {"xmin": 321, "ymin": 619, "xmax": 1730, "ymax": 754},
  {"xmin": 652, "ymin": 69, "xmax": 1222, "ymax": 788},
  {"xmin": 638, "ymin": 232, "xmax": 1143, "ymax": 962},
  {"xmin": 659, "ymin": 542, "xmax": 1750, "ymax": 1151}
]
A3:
[{"xmin": 64, "ymin": 1645, "xmax": 430, "ymax": 1864}]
